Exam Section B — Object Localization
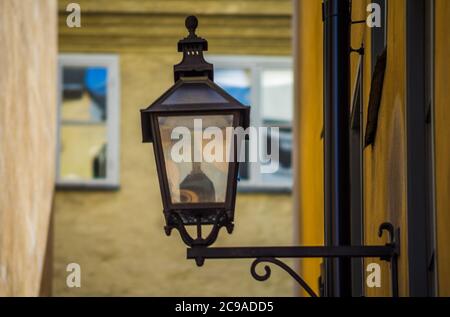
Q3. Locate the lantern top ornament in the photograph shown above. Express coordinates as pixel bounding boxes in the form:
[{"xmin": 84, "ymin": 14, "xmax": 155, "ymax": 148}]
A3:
[
  {"xmin": 185, "ymin": 15, "xmax": 199, "ymax": 38},
  {"xmin": 174, "ymin": 15, "xmax": 213, "ymax": 82}
]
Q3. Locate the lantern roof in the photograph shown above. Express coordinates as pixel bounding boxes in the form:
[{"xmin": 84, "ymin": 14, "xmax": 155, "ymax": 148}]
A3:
[{"xmin": 140, "ymin": 76, "xmax": 250, "ymax": 143}]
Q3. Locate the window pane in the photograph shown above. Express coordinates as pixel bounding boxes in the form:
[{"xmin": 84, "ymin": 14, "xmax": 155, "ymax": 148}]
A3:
[
  {"xmin": 260, "ymin": 69, "xmax": 293, "ymax": 183},
  {"xmin": 59, "ymin": 124, "xmax": 107, "ymax": 180},
  {"xmin": 158, "ymin": 115, "xmax": 234, "ymax": 204},
  {"xmin": 61, "ymin": 67, "xmax": 108, "ymax": 122},
  {"xmin": 214, "ymin": 64, "xmax": 293, "ymax": 189},
  {"xmin": 215, "ymin": 69, "xmax": 251, "ymax": 105},
  {"xmin": 261, "ymin": 69, "xmax": 293, "ymax": 125},
  {"xmin": 260, "ymin": 127, "xmax": 292, "ymax": 183},
  {"xmin": 59, "ymin": 65, "xmax": 110, "ymax": 182}
]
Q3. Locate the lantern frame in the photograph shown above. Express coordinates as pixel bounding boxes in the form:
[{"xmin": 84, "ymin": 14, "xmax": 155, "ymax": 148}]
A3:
[{"xmin": 140, "ymin": 17, "xmax": 249, "ymax": 247}]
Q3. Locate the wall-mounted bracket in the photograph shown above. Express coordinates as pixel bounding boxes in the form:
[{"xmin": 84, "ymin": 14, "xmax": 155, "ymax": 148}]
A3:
[
  {"xmin": 351, "ymin": 19, "xmax": 367, "ymax": 25},
  {"xmin": 351, "ymin": 44, "xmax": 365, "ymax": 56},
  {"xmin": 187, "ymin": 222, "xmax": 400, "ymax": 297}
]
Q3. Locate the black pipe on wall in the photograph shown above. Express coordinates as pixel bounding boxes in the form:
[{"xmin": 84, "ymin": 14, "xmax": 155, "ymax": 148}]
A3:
[{"xmin": 323, "ymin": 0, "xmax": 352, "ymax": 297}]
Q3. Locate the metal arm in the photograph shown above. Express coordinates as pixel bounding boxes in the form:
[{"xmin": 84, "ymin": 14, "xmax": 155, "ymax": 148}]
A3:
[{"xmin": 187, "ymin": 222, "xmax": 400, "ymax": 297}]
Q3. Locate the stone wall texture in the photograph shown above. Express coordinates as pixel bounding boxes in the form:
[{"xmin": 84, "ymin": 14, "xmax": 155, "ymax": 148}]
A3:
[{"xmin": 0, "ymin": 0, "xmax": 57, "ymax": 296}]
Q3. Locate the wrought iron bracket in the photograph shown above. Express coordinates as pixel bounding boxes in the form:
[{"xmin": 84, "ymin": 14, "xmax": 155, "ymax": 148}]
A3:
[
  {"xmin": 187, "ymin": 222, "xmax": 400, "ymax": 297},
  {"xmin": 351, "ymin": 19, "xmax": 367, "ymax": 25},
  {"xmin": 351, "ymin": 43, "xmax": 365, "ymax": 56}
]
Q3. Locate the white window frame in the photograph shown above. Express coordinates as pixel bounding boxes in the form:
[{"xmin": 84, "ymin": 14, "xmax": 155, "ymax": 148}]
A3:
[
  {"xmin": 208, "ymin": 55, "xmax": 293, "ymax": 192},
  {"xmin": 56, "ymin": 54, "xmax": 120, "ymax": 189}
]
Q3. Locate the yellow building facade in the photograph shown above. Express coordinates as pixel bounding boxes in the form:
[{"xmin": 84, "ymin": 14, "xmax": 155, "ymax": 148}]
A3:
[{"xmin": 295, "ymin": 0, "xmax": 450, "ymax": 296}]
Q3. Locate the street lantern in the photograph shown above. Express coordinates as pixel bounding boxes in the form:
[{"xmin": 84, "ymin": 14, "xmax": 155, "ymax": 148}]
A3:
[
  {"xmin": 139, "ymin": 12, "xmax": 401, "ymax": 298},
  {"xmin": 137, "ymin": 14, "xmax": 401, "ymax": 296},
  {"xmin": 140, "ymin": 16, "xmax": 250, "ymax": 248}
]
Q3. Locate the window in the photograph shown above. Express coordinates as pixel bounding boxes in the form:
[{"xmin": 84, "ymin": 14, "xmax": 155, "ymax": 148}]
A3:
[
  {"xmin": 209, "ymin": 56, "xmax": 293, "ymax": 192},
  {"xmin": 56, "ymin": 54, "xmax": 120, "ymax": 189}
]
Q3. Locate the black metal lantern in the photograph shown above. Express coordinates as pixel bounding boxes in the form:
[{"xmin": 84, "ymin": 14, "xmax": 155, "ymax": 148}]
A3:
[
  {"xmin": 137, "ymin": 14, "xmax": 402, "ymax": 296},
  {"xmin": 140, "ymin": 16, "xmax": 250, "ymax": 248}
]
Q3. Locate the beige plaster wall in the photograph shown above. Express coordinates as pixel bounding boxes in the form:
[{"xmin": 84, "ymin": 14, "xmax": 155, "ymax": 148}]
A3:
[
  {"xmin": 0, "ymin": 0, "xmax": 57, "ymax": 296},
  {"xmin": 53, "ymin": 0, "xmax": 294, "ymax": 296}
]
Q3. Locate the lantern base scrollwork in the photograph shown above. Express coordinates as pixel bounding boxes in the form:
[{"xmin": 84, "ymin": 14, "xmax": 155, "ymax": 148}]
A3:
[{"xmin": 164, "ymin": 210, "xmax": 234, "ymax": 265}]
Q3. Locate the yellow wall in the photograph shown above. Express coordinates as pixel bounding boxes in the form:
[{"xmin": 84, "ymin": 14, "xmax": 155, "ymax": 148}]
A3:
[
  {"xmin": 435, "ymin": 0, "xmax": 450, "ymax": 297},
  {"xmin": 54, "ymin": 0, "xmax": 294, "ymax": 296},
  {"xmin": 294, "ymin": 0, "xmax": 324, "ymax": 296},
  {"xmin": 295, "ymin": 0, "xmax": 409, "ymax": 296},
  {"xmin": 361, "ymin": 0, "xmax": 408, "ymax": 297},
  {"xmin": 0, "ymin": 0, "xmax": 57, "ymax": 296},
  {"xmin": 58, "ymin": 0, "xmax": 292, "ymax": 56}
]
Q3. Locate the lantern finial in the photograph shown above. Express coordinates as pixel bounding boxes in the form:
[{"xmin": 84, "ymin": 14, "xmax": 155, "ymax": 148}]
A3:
[
  {"xmin": 185, "ymin": 15, "xmax": 198, "ymax": 38},
  {"xmin": 174, "ymin": 16, "xmax": 213, "ymax": 82}
]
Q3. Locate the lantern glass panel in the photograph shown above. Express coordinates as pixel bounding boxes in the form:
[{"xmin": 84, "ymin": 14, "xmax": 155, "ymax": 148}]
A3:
[{"xmin": 158, "ymin": 114, "xmax": 234, "ymax": 204}]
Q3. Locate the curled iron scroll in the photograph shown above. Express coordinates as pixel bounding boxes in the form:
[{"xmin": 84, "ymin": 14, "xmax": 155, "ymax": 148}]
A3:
[{"xmin": 250, "ymin": 257, "xmax": 318, "ymax": 297}]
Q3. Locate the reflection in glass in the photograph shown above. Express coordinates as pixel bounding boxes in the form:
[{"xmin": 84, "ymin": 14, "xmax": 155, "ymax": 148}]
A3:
[
  {"xmin": 158, "ymin": 115, "xmax": 234, "ymax": 204},
  {"xmin": 59, "ymin": 66, "xmax": 108, "ymax": 181}
]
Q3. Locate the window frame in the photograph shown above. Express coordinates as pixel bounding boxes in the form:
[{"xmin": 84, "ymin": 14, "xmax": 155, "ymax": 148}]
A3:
[
  {"xmin": 56, "ymin": 54, "xmax": 120, "ymax": 190},
  {"xmin": 207, "ymin": 55, "xmax": 293, "ymax": 192}
]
